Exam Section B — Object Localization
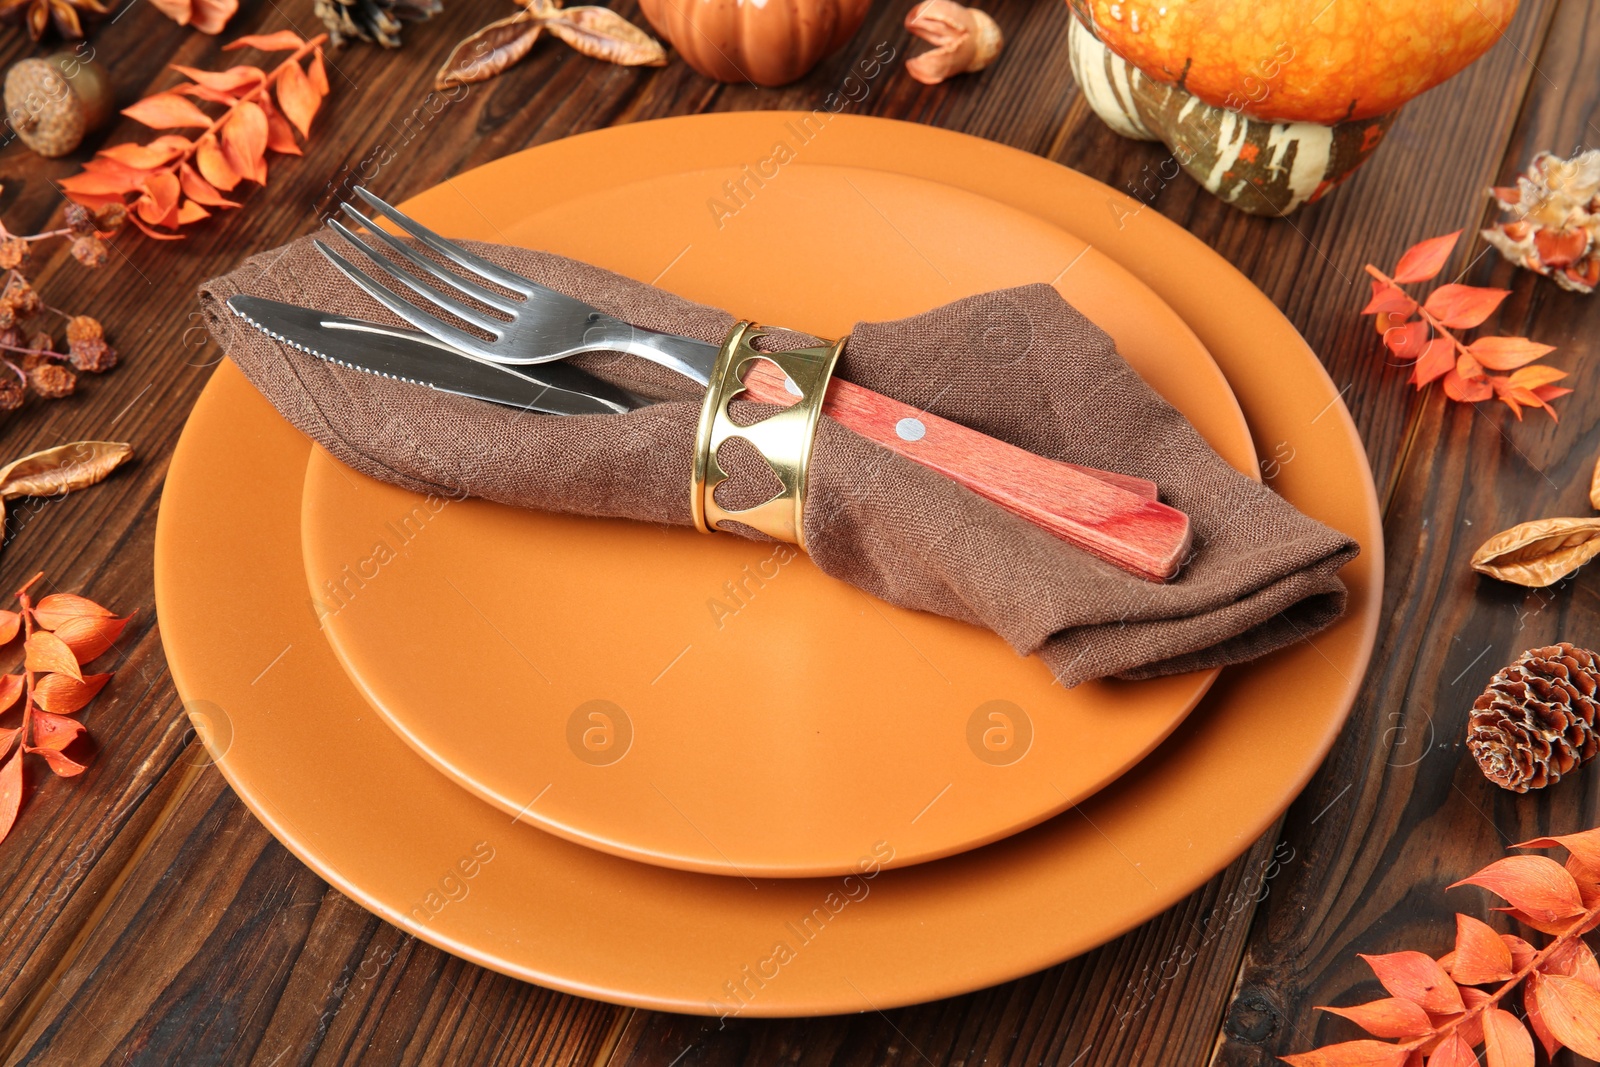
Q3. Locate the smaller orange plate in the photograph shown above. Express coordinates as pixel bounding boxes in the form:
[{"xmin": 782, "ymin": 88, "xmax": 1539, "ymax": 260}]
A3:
[{"xmin": 299, "ymin": 161, "xmax": 1257, "ymax": 878}]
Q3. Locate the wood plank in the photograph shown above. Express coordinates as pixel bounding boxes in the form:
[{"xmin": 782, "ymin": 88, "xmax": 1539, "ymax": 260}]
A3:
[
  {"xmin": 1211, "ymin": 2, "xmax": 1600, "ymax": 1064},
  {"xmin": 0, "ymin": 0, "xmax": 1564, "ymax": 1059}
]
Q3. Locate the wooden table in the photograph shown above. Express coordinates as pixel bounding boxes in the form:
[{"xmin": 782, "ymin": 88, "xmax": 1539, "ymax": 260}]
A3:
[{"xmin": 0, "ymin": 0, "xmax": 1589, "ymax": 1062}]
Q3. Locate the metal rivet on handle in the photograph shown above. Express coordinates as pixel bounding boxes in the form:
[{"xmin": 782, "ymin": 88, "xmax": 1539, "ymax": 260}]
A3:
[{"xmin": 895, "ymin": 417, "xmax": 927, "ymax": 442}]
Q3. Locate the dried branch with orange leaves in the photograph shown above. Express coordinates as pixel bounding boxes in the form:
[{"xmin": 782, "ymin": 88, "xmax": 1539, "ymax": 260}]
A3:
[
  {"xmin": 59, "ymin": 30, "xmax": 330, "ymax": 239},
  {"xmin": 1362, "ymin": 230, "xmax": 1569, "ymax": 421},
  {"xmin": 1283, "ymin": 828, "xmax": 1600, "ymax": 1066},
  {"xmin": 0, "ymin": 573, "xmax": 130, "ymax": 845}
]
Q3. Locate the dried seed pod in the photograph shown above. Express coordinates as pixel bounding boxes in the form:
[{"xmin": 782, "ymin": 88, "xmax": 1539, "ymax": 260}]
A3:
[
  {"xmin": 905, "ymin": 0, "xmax": 1003, "ymax": 86},
  {"xmin": 64, "ymin": 314, "xmax": 100, "ymax": 343},
  {"xmin": 1468, "ymin": 643, "xmax": 1600, "ymax": 792},
  {"xmin": 93, "ymin": 203, "xmax": 126, "ymax": 232},
  {"xmin": 0, "ymin": 439, "xmax": 131, "ymax": 497},
  {"xmin": 62, "ymin": 202, "xmax": 94, "ymax": 235},
  {"xmin": 70, "ymin": 235, "xmax": 108, "ymax": 268},
  {"xmin": 0, "ymin": 379, "xmax": 22, "ymax": 412},
  {"xmin": 68, "ymin": 338, "xmax": 115, "ymax": 373},
  {"xmin": 1471, "ymin": 517, "xmax": 1600, "ymax": 586},
  {"xmin": 0, "ymin": 239, "xmax": 28, "ymax": 270},
  {"xmin": 27, "ymin": 362, "xmax": 74, "ymax": 398}
]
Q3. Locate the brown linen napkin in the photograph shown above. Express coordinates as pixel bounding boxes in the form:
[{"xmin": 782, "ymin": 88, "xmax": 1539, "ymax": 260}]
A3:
[{"xmin": 198, "ymin": 231, "xmax": 1358, "ymax": 685}]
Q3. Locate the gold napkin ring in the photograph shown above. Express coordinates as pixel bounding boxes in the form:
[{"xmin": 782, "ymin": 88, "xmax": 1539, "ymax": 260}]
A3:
[{"xmin": 691, "ymin": 321, "xmax": 845, "ymax": 550}]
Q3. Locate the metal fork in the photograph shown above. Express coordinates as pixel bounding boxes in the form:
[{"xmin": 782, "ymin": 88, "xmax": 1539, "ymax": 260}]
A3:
[{"xmin": 316, "ymin": 188, "xmax": 720, "ymax": 386}]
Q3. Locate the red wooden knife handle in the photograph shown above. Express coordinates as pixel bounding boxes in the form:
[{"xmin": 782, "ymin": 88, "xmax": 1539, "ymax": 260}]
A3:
[{"xmin": 740, "ymin": 360, "xmax": 1192, "ymax": 581}]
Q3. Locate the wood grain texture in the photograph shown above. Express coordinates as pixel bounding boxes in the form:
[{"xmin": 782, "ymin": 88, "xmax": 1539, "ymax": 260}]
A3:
[
  {"xmin": 0, "ymin": 0, "xmax": 1584, "ymax": 1062},
  {"xmin": 740, "ymin": 359, "xmax": 1190, "ymax": 580},
  {"xmin": 740, "ymin": 358, "xmax": 1162, "ymax": 499}
]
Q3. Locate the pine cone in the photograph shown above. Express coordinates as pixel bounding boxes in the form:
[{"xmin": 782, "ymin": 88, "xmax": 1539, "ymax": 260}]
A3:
[
  {"xmin": 314, "ymin": 0, "xmax": 439, "ymax": 47},
  {"xmin": 1467, "ymin": 643, "xmax": 1600, "ymax": 792}
]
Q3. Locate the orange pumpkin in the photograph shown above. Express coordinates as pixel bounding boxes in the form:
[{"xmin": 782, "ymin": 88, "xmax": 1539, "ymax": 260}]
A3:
[
  {"xmin": 1066, "ymin": 0, "xmax": 1517, "ymax": 125},
  {"xmin": 637, "ymin": 0, "xmax": 872, "ymax": 86}
]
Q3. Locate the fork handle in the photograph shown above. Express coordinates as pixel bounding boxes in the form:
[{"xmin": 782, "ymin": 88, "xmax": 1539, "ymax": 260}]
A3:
[{"xmin": 739, "ymin": 361, "xmax": 1192, "ymax": 582}]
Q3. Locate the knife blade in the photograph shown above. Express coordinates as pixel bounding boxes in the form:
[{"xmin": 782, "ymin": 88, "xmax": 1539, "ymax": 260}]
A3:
[{"xmin": 226, "ymin": 295, "xmax": 646, "ymax": 416}]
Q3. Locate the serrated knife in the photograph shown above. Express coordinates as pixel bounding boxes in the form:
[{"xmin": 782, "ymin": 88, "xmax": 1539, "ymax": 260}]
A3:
[{"xmin": 227, "ymin": 295, "xmax": 645, "ymax": 416}]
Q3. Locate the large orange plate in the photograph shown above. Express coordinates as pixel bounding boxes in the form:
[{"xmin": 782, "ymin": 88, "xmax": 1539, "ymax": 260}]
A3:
[
  {"xmin": 156, "ymin": 113, "xmax": 1380, "ymax": 1015},
  {"xmin": 299, "ymin": 161, "xmax": 1257, "ymax": 878}
]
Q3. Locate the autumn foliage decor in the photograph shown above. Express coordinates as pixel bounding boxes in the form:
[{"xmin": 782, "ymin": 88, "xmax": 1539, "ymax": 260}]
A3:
[
  {"xmin": 0, "ymin": 574, "xmax": 128, "ymax": 845},
  {"xmin": 59, "ymin": 30, "xmax": 330, "ymax": 239},
  {"xmin": 1362, "ymin": 231, "xmax": 1570, "ymax": 421},
  {"xmin": 1283, "ymin": 827, "xmax": 1600, "ymax": 1066}
]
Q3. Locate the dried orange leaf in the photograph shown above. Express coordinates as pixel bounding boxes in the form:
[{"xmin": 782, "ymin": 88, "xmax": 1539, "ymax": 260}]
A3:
[
  {"xmin": 25, "ymin": 631, "xmax": 81, "ymax": 682},
  {"xmin": 434, "ymin": 13, "xmax": 542, "ymax": 90},
  {"xmin": 1383, "ymin": 320, "xmax": 1430, "ymax": 361},
  {"xmin": 260, "ymin": 98, "xmax": 301, "ymax": 155},
  {"xmin": 33, "ymin": 672, "xmax": 110, "ymax": 715},
  {"xmin": 53, "ymin": 614, "xmax": 130, "ymax": 664},
  {"xmin": 1452, "ymin": 855, "xmax": 1586, "ymax": 922},
  {"xmin": 1424, "ymin": 283, "xmax": 1511, "ymax": 329},
  {"xmin": 220, "ymin": 100, "xmax": 268, "ymax": 184},
  {"xmin": 0, "ymin": 610, "xmax": 17, "ymax": 645},
  {"xmin": 275, "ymin": 58, "xmax": 319, "ymax": 138},
  {"xmin": 1525, "ymin": 971, "xmax": 1562, "ymax": 1058},
  {"xmin": 223, "ymin": 29, "xmax": 306, "ymax": 51},
  {"xmin": 171, "ymin": 63, "xmax": 264, "ymax": 93},
  {"xmin": 1442, "ymin": 368, "xmax": 1494, "ymax": 403},
  {"xmin": 1543, "ymin": 938, "xmax": 1600, "ymax": 992},
  {"xmin": 0, "ymin": 673, "xmax": 21, "ymax": 713},
  {"xmin": 122, "ymin": 92, "xmax": 213, "ymax": 130},
  {"xmin": 544, "ymin": 7, "xmax": 667, "ymax": 66},
  {"xmin": 1518, "ymin": 829, "xmax": 1600, "ymax": 879},
  {"xmin": 1451, "ymin": 912, "xmax": 1515, "ymax": 984},
  {"xmin": 33, "ymin": 592, "xmax": 113, "ymax": 630},
  {"xmin": 1482, "ymin": 1007, "xmax": 1535, "ymax": 1067},
  {"xmin": 178, "ymin": 163, "xmax": 239, "ymax": 208},
  {"xmin": 1471, "ymin": 517, "xmax": 1600, "ymax": 587},
  {"xmin": 0, "ymin": 749, "xmax": 19, "ymax": 846},
  {"xmin": 31, "ymin": 709, "xmax": 85, "ymax": 752},
  {"xmin": 308, "ymin": 48, "xmax": 329, "ymax": 95},
  {"xmin": 1359, "ymin": 950, "xmax": 1464, "ymax": 1014},
  {"xmin": 1528, "ymin": 972, "xmax": 1600, "ymax": 1059},
  {"xmin": 195, "ymin": 134, "xmax": 242, "ymax": 191},
  {"xmin": 1469, "ymin": 336, "xmax": 1557, "ymax": 371},
  {"xmin": 1392, "ymin": 231, "xmax": 1460, "ymax": 283},
  {"xmin": 1280, "ymin": 1039, "xmax": 1412, "ymax": 1067},
  {"xmin": 0, "ymin": 441, "xmax": 133, "ymax": 500},
  {"xmin": 1317, "ymin": 997, "xmax": 1432, "ymax": 1039},
  {"xmin": 1410, "ymin": 338, "xmax": 1455, "ymax": 387},
  {"xmin": 1362, "ymin": 280, "xmax": 1416, "ymax": 316},
  {"xmin": 36, "ymin": 748, "xmax": 86, "ymax": 777}
]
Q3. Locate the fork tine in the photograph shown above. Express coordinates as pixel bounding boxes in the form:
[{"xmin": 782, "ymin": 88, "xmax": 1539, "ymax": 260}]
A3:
[
  {"xmin": 328, "ymin": 218, "xmax": 504, "ymax": 335},
  {"xmin": 352, "ymin": 187, "xmax": 539, "ymax": 297},
  {"xmin": 336, "ymin": 201, "xmax": 522, "ymax": 315},
  {"xmin": 315, "ymin": 239, "xmax": 503, "ymax": 362}
]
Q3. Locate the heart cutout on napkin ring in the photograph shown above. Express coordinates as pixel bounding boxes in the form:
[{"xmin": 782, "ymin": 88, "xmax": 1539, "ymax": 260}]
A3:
[{"xmin": 691, "ymin": 321, "xmax": 846, "ymax": 551}]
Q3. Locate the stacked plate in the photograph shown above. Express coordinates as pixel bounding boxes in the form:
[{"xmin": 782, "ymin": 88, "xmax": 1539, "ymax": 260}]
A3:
[{"xmin": 154, "ymin": 113, "xmax": 1380, "ymax": 1016}]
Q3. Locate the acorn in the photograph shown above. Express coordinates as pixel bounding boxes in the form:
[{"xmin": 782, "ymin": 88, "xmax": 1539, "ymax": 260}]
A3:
[{"xmin": 3, "ymin": 52, "xmax": 114, "ymax": 158}]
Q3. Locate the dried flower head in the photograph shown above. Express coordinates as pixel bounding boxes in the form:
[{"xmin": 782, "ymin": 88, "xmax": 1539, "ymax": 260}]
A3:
[
  {"xmin": 62, "ymin": 203, "xmax": 95, "ymax": 236},
  {"xmin": 92, "ymin": 203, "xmax": 126, "ymax": 232},
  {"xmin": 68, "ymin": 338, "xmax": 116, "ymax": 373},
  {"xmin": 64, "ymin": 315, "xmax": 101, "ymax": 343},
  {"xmin": 0, "ymin": 240, "xmax": 28, "ymax": 271},
  {"xmin": 2, "ymin": 275, "xmax": 39, "ymax": 318},
  {"xmin": 1483, "ymin": 149, "xmax": 1600, "ymax": 293},
  {"xmin": 69, "ymin": 235, "xmax": 107, "ymax": 268},
  {"xmin": 27, "ymin": 362, "xmax": 74, "ymax": 398},
  {"xmin": 0, "ymin": 380, "xmax": 22, "ymax": 412}
]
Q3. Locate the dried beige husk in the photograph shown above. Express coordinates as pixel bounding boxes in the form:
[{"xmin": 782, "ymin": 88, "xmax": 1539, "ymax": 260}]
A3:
[
  {"xmin": 435, "ymin": 0, "xmax": 663, "ymax": 90},
  {"xmin": 1471, "ymin": 516, "xmax": 1600, "ymax": 587},
  {"xmin": 0, "ymin": 440, "xmax": 131, "ymax": 498},
  {"xmin": 905, "ymin": 0, "xmax": 1003, "ymax": 85}
]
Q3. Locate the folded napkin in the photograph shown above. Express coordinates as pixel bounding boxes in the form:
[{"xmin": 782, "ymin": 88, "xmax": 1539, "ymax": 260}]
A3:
[{"xmin": 198, "ymin": 232, "xmax": 1358, "ymax": 685}]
